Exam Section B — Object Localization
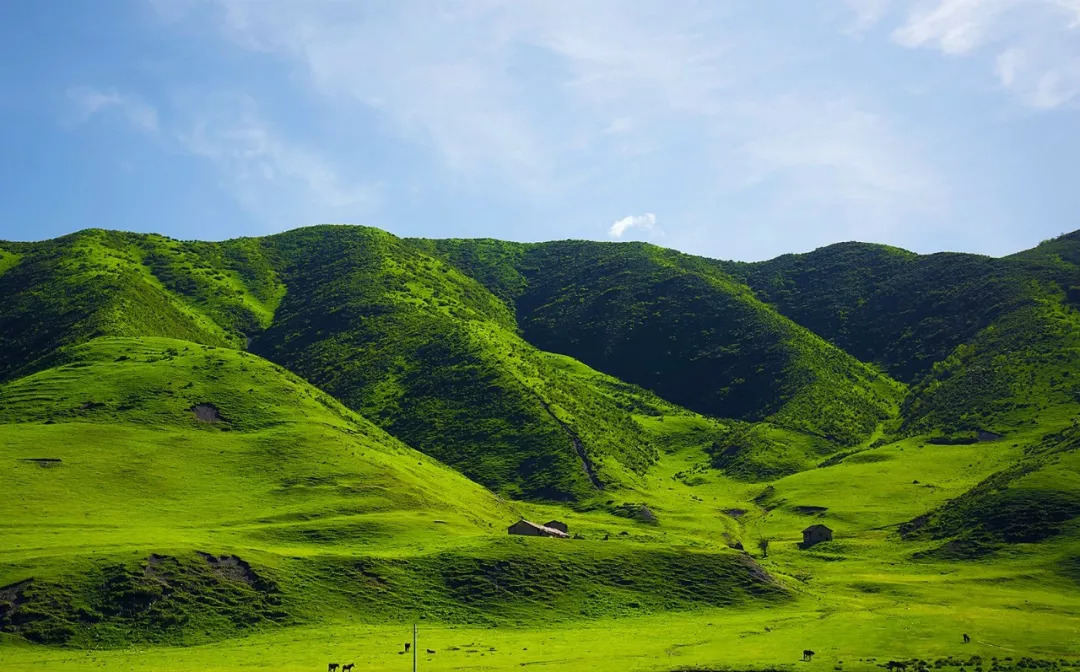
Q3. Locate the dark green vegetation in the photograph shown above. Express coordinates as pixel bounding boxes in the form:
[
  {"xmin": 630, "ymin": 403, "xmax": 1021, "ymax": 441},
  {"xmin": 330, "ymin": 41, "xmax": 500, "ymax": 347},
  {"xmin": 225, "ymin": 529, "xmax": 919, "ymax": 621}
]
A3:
[
  {"xmin": 419, "ymin": 238, "xmax": 903, "ymax": 447},
  {"xmin": 2, "ymin": 226, "xmax": 1080, "ymax": 671}
]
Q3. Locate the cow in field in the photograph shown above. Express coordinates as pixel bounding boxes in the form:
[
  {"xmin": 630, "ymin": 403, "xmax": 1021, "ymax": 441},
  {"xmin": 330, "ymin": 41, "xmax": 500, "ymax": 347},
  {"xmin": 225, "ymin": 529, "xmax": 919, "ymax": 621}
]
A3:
[{"xmin": 803, "ymin": 650, "xmax": 815, "ymax": 662}]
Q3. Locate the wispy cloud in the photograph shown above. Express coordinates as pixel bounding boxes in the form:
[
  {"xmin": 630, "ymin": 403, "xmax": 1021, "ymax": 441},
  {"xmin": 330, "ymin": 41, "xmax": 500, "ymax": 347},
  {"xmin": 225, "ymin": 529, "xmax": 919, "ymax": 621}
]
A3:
[
  {"xmin": 65, "ymin": 84, "xmax": 376, "ymax": 228},
  {"xmin": 149, "ymin": 0, "xmax": 944, "ymax": 247},
  {"xmin": 173, "ymin": 94, "xmax": 378, "ymax": 226},
  {"xmin": 735, "ymin": 97, "xmax": 945, "ymax": 222},
  {"xmin": 67, "ymin": 86, "xmax": 159, "ymax": 132},
  {"xmin": 609, "ymin": 212, "xmax": 657, "ymax": 239},
  {"xmin": 857, "ymin": 0, "xmax": 1080, "ymax": 109}
]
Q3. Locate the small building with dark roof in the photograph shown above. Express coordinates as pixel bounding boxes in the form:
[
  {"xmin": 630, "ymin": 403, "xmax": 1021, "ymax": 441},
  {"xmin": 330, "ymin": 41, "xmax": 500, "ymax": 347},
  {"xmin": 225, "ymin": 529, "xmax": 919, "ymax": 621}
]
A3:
[
  {"xmin": 802, "ymin": 524, "xmax": 833, "ymax": 548},
  {"xmin": 507, "ymin": 519, "xmax": 569, "ymax": 538}
]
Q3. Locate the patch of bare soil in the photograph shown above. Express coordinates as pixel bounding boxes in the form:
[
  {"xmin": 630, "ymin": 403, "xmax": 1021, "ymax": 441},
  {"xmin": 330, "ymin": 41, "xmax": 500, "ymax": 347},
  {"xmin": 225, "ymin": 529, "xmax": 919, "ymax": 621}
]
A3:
[
  {"xmin": 197, "ymin": 552, "xmax": 273, "ymax": 591},
  {"xmin": 0, "ymin": 579, "xmax": 32, "ymax": 619},
  {"xmin": 191, "ymin": 403, "xmax": 225, "ymax": 423},
  {"xmin": 18, "ymin": 458, "xmax": 61, "ymax": 468}
]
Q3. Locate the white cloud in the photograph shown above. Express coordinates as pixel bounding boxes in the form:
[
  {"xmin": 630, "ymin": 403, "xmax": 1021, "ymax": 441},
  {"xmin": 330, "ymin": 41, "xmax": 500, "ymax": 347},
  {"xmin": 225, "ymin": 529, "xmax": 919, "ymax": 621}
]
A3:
[
  {"xmin": 858, "ymin": 0, "xmax": 1080, "ymax": 109},
  {"xmin": 67, "ymin": 87, "xmax": 159, "ymax": 132},
  {"xmin": 609, "ymin": 213, "xmax": 657, "ymax": 238},
  {"xmin": 892, "ymin": 0, "xmax": 1009, "ymax": 54}
]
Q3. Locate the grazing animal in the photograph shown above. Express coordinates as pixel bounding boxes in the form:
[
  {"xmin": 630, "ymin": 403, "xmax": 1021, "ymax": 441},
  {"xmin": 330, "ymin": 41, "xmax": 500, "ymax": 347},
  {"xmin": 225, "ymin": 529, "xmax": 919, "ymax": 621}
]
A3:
[
  {"xmin": 803, "ymin": 650, "xmax": 816, "ymax": 662},
  {"xmin": 404, "ymin": 643, "xmax": 411, "ymax": 653},
  {"xmin": 328, "ymin": 664, "xmax": 339, "ymax": 672},
  {"xmin": 342, "ymin": 665, "xmax": 354, "ymax": 672},
  {"xmin": 427, "ymin": 649, "xmax": 436, "ymax": 654},
  {"xmin": 963, "ymin": 634, "xmax": 971, "ymax": 643},
  {"xmin": 886, "ymin": 661, "xmax": 908, "ymax": 672}
]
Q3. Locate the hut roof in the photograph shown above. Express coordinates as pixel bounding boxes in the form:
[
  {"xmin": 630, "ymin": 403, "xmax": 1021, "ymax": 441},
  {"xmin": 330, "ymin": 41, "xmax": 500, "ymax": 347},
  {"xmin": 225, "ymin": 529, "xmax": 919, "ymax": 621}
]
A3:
[
  {"xmin": 510, "ymin": 519, "xmax": 569, "ymax": 538},
  {"xmin": 803, "ymin": 524, "xmax": 832, "ymax": 533}
]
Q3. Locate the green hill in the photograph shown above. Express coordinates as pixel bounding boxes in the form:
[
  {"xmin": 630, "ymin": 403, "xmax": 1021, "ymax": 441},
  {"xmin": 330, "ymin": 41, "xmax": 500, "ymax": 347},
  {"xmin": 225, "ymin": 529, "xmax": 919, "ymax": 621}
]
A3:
[
  {"xmin": 419, "ymin": 238, "xmax": 903, "ymax": 448},
  {"xmin": 249, "ymin": 226, "xmax": 691, "ymax": 500},
  {"xmin": 723, "ymin": 233, "xmax": 1080, "ymax": 383},
  {"xmin": 721, "ymin": 234, "xmax": 1080, "ymax": 438}
]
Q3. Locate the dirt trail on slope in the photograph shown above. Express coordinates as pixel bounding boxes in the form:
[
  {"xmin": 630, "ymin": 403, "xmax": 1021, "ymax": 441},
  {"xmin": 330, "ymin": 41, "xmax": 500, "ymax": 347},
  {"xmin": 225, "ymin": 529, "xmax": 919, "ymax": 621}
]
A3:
[{"xmin": 529, "ymin": 390, "xmax": 604, "ymax": 490}]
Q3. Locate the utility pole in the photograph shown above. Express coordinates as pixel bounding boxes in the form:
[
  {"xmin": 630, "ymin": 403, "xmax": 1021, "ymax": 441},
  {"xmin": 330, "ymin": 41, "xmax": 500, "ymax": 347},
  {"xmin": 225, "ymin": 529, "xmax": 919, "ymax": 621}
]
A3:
[{"xmin": 412, "ymin": 623, "xmax": 417, "ymax": 672}]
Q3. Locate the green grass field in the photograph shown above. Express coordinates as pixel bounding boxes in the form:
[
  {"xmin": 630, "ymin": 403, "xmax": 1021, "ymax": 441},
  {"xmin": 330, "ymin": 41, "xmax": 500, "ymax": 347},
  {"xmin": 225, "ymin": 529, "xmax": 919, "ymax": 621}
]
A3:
[{"xmin": 3, "ymin": 228, "xmax": 1080, "ymax": 670}]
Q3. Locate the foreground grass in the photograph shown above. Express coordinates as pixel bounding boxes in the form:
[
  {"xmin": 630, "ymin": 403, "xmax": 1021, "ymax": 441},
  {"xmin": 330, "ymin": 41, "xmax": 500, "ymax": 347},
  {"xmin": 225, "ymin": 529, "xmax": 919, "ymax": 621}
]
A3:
[{"xmin": 3, "ymin": 593, "xmax": 1079, "ymax": 672}]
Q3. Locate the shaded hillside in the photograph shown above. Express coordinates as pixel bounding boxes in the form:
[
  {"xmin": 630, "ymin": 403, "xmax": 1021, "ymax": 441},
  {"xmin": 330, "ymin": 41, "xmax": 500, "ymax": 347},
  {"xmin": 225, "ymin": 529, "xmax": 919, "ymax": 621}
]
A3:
[
  {"xmin": 901, "ymin": 298, "xmax": 1080, "ymax": 436},
  {"xmin": 722, "ymin": 232, "xmax": 1080, "ymax": 384},
  {"xmin": 722, "ymin": 244, "xmax": 1034, "ymax": 383},
  {"xmin": 418, "ymin": 238, "xmax": 902, "ymax": 448}
]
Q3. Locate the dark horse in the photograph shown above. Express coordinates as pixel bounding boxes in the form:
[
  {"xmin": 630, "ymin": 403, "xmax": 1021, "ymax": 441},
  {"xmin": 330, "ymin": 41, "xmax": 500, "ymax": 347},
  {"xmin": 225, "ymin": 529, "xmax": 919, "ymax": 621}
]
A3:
[
  {"xmin": 963, "ymin": 634, "xmax": 971, "ymax": 643},
  {"xmin": 341, "ymin": 665, "xmax": 354, "ymax": 672},
  {"xmin": 328, "ymin": 664, "xmax": 339, "ymax": 672},
  {"xmin": 803, "ymin": 650, "xmax": 816, "ymax": 662}
]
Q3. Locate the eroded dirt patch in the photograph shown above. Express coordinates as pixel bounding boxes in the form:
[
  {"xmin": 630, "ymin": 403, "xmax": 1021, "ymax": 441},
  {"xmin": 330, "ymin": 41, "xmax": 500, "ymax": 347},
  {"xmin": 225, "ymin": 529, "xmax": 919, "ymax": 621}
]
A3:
[
  {"xmin": 18, "ymin": 458, "xmax": 62, "ymax": 468},
  {"xmin": 191, "ymin": 403, "xmax": 225, "ymax": 423},
  {"xmin": 197, "ymin": 552, "xmax": 275, "ymax": 592}
]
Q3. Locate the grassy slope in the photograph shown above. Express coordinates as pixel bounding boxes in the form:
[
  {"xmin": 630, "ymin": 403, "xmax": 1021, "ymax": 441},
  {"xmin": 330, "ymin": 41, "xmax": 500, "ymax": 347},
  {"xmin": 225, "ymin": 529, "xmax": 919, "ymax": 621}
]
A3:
[
  {"xmin": 901, "ymin": 298, "xmax": 1080, "ymax": 436},
  {"xmin": 900, "ymin": 425, "xmax": 1080, "ymax": 558},
  {"xmin": 0, "ymin": 337, "xmax": 782, "ymax": 648},
  {"xmin": 252, "ymin": 226, "xmax": 698, "ymax": 501}
]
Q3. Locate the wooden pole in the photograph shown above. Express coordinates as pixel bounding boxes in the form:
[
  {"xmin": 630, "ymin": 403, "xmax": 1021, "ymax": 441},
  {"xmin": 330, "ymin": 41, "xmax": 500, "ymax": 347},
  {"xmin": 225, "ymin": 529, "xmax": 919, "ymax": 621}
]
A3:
[{"xmin": 412, "ymin": 623, "xmax": 417, "ymax": 672}]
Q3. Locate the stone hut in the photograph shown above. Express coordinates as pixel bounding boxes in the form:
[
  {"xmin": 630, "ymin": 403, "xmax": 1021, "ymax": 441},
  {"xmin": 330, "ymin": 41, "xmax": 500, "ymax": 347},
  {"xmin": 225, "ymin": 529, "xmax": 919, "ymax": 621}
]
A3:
[
  {"xmin": 802, "ymin": 524, "xmax": 833, "ymax": 548},
  {"xmin": 507, "ymin": 519, "xmax": 569, "ymax": 538}
]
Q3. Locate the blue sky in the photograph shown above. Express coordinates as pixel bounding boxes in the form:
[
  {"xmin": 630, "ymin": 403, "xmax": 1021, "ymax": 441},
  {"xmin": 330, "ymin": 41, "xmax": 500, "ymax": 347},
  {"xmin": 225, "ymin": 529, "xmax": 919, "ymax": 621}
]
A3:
[{"xmin": 1, "ymin": 0, "xmax": 1078, "ymax": 260}]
